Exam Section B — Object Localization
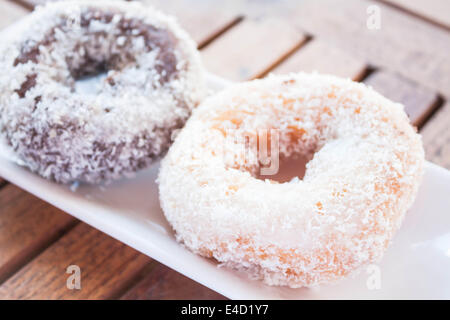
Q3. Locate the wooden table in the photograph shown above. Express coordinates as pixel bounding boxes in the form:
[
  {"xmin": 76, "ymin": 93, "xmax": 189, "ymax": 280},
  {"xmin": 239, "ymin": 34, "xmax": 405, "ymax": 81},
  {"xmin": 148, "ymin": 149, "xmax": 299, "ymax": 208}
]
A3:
[{"xmin": 0, "ymin": 0, "xmax": 449, "ymax": 299}]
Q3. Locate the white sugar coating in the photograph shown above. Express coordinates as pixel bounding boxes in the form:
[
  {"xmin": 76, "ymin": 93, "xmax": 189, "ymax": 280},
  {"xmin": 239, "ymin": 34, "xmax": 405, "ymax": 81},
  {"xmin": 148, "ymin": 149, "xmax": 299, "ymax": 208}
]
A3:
[
  {"xmin": 158, "ymin": 73, "xmax": 425, "ymax": 288},
  {"xmin": 0, "ymin": 0, "xmax": 205, "ymax": 184}
]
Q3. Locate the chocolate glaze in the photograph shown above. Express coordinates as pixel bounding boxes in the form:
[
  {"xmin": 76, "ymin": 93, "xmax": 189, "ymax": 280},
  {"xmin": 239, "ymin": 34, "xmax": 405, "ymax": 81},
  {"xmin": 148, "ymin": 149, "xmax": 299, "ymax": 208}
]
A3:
[{"xmin": 15, "ymin": 73, "xmax": 37, "ymax": 98}]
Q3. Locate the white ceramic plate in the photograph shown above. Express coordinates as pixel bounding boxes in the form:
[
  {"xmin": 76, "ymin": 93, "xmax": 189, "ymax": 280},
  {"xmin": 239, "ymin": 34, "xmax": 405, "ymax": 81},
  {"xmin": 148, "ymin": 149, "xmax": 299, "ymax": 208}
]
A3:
[{"xmin": 1, "ymin": 16, "xmax": 450, "ymax": 300}]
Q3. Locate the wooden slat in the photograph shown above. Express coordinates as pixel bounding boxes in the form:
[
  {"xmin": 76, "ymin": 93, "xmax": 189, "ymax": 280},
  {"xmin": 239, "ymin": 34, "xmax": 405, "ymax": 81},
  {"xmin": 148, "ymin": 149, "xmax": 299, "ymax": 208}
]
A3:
[
  {"xmin": 421, "ymin": 102, "xmax": 450, "ymax": 170},
  {"xmin": 121, "ymin": 264, "xmax": 226, "ymax": 300},
  {"xmin": 0, "ymin": 1, "xmax": 81, "ymax": 290},
  {"xmin": 143, "ymin": 0, "xmax": 241, "ymax": 47},
  {"xmin": 272, "ymin": 39, "xmax": 368, "ymax": 81},
  {"xmin": 201, "ymin": 17, "xmax": 307, "ymax": 81},
  {"xmin": 382, "ymin": 0, "xmax": 450, "ymax": 29},
  {"xmin": 0, "ymin": 1, "xmax": 28, "ymax": 30},
  {"xmin": 0, "ymin": 185, "xmax": 76, "ymax": 283},
  {"xmin": 291, "ymin": 0, "xmax": 450, "ymax": 98},
  {"xmin": 0, "ymin": 223, "xmax": 150, "ymax": 299},
  {"xmin": 18, "ymin": 0, "xmax": 242, "ymax": 48},
  {"xmin": 363, "ymin": 70, "xmax": 440, "ymax": 127}
]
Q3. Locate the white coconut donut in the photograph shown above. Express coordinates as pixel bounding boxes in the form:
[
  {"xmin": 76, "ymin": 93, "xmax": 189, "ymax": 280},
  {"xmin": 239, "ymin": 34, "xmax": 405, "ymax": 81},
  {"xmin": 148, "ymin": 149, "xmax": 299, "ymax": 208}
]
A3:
[
  {"xmin": 0, "ymin": 0, "xmax": 204, "ymax": 183},
  {"xmin": 158, "ymin": 73, "xmax": 424, "ymax": 288}
]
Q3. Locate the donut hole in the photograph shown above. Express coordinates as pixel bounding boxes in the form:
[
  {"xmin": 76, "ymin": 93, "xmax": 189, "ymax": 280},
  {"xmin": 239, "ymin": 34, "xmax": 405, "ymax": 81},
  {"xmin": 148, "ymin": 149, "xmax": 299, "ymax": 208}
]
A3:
[
  {"xmin": 68, "ymin": 44, "xmax": 133, "ymax": 95},
  {"xmin": 253, "ymin": 126, "xmax": 318, "ymax": 183},
  {"xmin": 255, "ymin": 151, "xmax": 314, "ymax": 183},
  {"xmin": 223, "ymin": 126, "xmax": 319, "ymax": 183},
  {"xmin": 74, "ymin": 69, "xmax": 109, "ymax": 95}
]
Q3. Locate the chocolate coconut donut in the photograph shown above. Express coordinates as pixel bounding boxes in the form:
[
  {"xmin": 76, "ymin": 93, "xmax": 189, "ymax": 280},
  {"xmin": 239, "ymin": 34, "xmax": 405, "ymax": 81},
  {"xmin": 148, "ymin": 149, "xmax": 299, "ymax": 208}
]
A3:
[{"xmin": 0, "ymin": 0, "xmax": 205, "ymax": 183}]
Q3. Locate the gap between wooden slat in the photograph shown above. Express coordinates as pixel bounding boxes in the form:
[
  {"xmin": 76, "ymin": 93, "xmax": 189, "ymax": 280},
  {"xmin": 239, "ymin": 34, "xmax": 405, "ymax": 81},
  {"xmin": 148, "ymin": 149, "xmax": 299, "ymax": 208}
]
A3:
[
  {"xmin": 290, "ymin": 0, "xmax": 450, "ymax": 99},
  {"xmin": 271, "ymin": 38, "xmax": 370, "ymax": 81},
  {"xmin": 0, "ymin": 185, "xmax": 79, "ymax": 285},
  {"xmin": 256, "ymin": 34, "xmax": 313, "ymax": 79},
  {"xmin": 375, "ymin": 0, "xmax": 450, "ymax": 31},
  {"xmin": 358, "ymin": 65, "xmax": 378, "ymax": 82},
  {"xmin": 421, "ymin": 102, "xmax": 450, "ymax": 169},
  {"xmin": 0, "ymin": 223, "xmax": 151, "ymax": 299},
  {"xmin": 120, "ymin": 263, "xmax": 226, "ymax": 300},
  {"xmin": 0, "ymin": 221, "xmax": 80, "ymax": 285},
  {"xmin": 197, "ymin": 16, "xmax": 244, "ymax": 50},
  {"xmin": 109, "ymin": 261, "xmax": 160, "ymax": 300},
  {"xmin": 201, "ymin": 17, "xmax": 308, "ymax": 81},
  {"xmin": 363, "ymin": 70, "xmax": 444, "ymax": 128},
  {"xmin": 417, "ymin": 95, "xmax": 446, "ymax": 130},
  {"xmin": 142, "ymin": 0, "xmax": 243, "ymax": 48},
  {"xmin": 0, "ymin": 180, "xmax": 7, "ymax": 189},
  {"xmin": 9, "ymin": 0, "xmax": 245, "ymax": 51},
  {"xmin": 9, "ymin": 0, "xmax": 33, "ymax": 11},
  {"xmin": 359, "ymin": 66, "xmax": 446, "ymax": 130}
]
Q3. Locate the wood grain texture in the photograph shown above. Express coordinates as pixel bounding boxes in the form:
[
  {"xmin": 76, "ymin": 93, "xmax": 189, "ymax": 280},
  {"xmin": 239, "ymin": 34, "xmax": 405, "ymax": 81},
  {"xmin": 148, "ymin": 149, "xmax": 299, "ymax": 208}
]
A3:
[
  {"xmin": 382, "ymin": 0, "xmax": 450, "ymax": 29},
  {"xmin": 272, "ymin": 39, "xmax": 368, "ymax": 81},
  {"xmin": 421, "ymin": 102, "xmax": 450, "ymax": 170},
  {"xmin": 121, "ymin": 263, "xmax": 226, "ymax": 300},
  {"xmin": 0, "ymin": 223, "xmax": 151, "ymax": 299},
  {"xmin": 0, "ymin": 1, "xmax": 28, "ymax": 30},
  {"xmin": 0, "ymin": 185, "xmax": 76, "ymax": 284},
  {"xmin": 363, "ymin": 70, "xmax": 440, "ymax": 127},
  {"xmin": 17, "ymin": 0, "xmax": 241, "ymax": 48},
  {"xmin": 201, "ymin": 17, "xmax": 307, "ymax": 81},
  {"xmin": 291, "ymin": 0, "xmax": 450, "ymax": 98},
  {"xmin": 143, "ymin": 0, "xmax": 241, "ymax": 47}
]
